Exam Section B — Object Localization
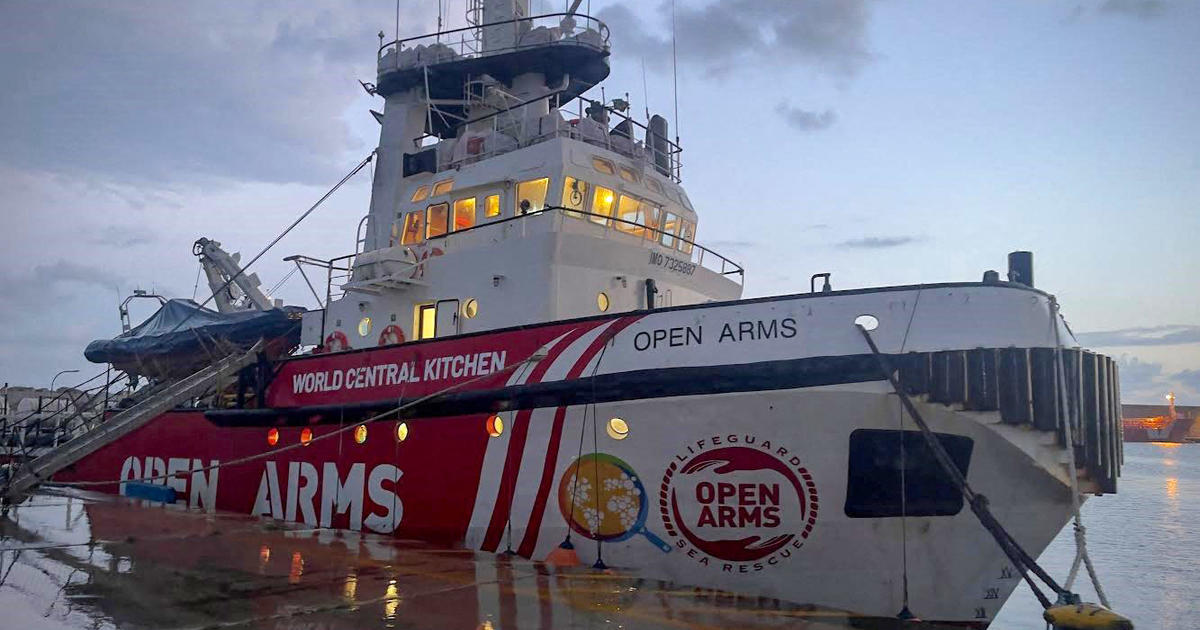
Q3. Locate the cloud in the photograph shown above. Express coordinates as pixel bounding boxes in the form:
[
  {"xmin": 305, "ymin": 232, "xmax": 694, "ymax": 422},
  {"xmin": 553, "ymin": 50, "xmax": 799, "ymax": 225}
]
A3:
[
  {"xmin": 0, "ymin": 1, "xmax": 433, "ymax": 187},
  {"xmin": 837, "ymin": 235, "xmax": 921, "ymax": 249},
  {"xmin": 1098, "ymin": 0, "xmax": 1167, "ymax": 19},
  {"xmin": 1076, "ymin": 325, "xmax": 1200, "ymax": 347},
  {"xmin": 706, "ymin": 239, "xmax": 757, "ymax": 249},
  {"xmin": 1114, "ymin": 355, "xmax": 1200, "ymax": 404},
  {"xmin": 598, "ymin": 0, "xmax": 875, "ymax": 78},
  {"xmin": 84, "ymin": 225, "xmax": 156, "ymax": 248},
  {"xmin": 775, "ymin": 103, "xmax": 837, "ymax": 132}
]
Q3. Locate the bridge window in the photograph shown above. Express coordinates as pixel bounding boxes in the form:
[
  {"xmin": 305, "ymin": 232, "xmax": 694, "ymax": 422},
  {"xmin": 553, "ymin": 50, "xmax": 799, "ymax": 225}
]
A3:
[
  {"xmin": 562, "ymin": 177, "xmax": 589, "ymax": 218},
  {"xmin": 647, "ymin": 178, "xmax": 664, "ymax": 195},
  {"xmin": 679, "ymin": 220, "xmax": 695, "ymax": 254},
  {"xmin": 453, "ymin": 197, "xmax": 476, "ymax": 231},
  {"xmin": 401, "ymin": 212, "xmax": 425, "ymax": 245},
  {"xmin": 432, "ymin": 179, "xmax": 454, "ymax": 197},
  {"xmin": 592, "ymin": 157, "xmax": 615, "ymax": 175},
  {"xmin": 516, "ymin": 178, "xmax": 549, "ymax": 214},
  {"xmin": 618, "ymin": 166, "xmax": 639, "ymax": 183},
  {"xmin": 484, "ymin": 194, "xmax": 501, "ymax": 218},
  {"xmin": 844, "ymin": 429, "xmax": 974, "ymax": 518},
  {"xmin": 643, "ymin": 203, "xmax": 662, "ymax": 236},
  {"xmin": 410, "ymin": 185, "xmax": 429, "ymax": 203},
  {"xmin": 659, "ymin": 212, "xmax": 680, "ymax": 248},
  {"xmin": 426, "ymin": 202, "xmax": 449, "ymax": 239},
  {"xmin": 590, "ymin": 186, "xmax": 615, "ymax": 225},
  {"xmin": 415, "ymin": 303, "xmax": 436, "ymax": 340},
  {"xmin": 614, "ymin": 196, "xmax": 645, "ymax": 236}
]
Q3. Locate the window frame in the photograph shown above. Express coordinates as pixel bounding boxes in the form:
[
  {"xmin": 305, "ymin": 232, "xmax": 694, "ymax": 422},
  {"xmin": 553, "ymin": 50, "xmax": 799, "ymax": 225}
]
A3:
[
  {"xmin": 561, "ymin": 176, "xmax": 590, "ymax": 218},
  {"xmin": 592, "ymin": 157, "xmax": 615, "ymax": 175},
  {"xmin": 425, "ymin": 202, "xmax": 450, "ymax": 239},
  {"xmin": 590, "ymin": 186, "xmax": 615, "ymax": 225},
  {"xmin": 515, "ymin": 177, "xmax": 550, "ymax": 215},
  {"xmin": 452, "ymin": 196, "xmax": 477, "ymax": 231},
  {"xmin": 431, "ymin": 179, "xmax": 454, "ymax": 197},
  {"xmin": 484, "ymin": 194, "xmax": 501, "ymax": 219},
  {"xmin": 410, "ymin": 185, "xmax": 430, "ymax": 203},
  {"xmin": 414, "ymin": 303, "xmax": 437, "ymax": 340},
  {"xmin": 400, "ymin": 211, "xmax": 425, "ymax": 245}
]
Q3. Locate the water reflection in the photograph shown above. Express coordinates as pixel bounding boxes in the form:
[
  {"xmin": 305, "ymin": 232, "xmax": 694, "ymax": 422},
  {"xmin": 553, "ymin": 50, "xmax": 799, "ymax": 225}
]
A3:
[{"xmin": 1165, "ymin": 477, "xmax": 1179, "ymax": 501}]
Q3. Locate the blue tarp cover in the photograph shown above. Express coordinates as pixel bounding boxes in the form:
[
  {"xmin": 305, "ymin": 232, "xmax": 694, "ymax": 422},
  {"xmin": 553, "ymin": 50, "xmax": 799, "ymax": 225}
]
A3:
[{"xmin": 85, "ymin": 299, "xmax": 300, "ymax": 375}]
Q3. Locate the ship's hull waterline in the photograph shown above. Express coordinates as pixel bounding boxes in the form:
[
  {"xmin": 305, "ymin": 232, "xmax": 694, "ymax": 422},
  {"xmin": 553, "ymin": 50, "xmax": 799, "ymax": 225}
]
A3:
[{"xmin": 57, "ymin": 283, "xmax": 1094, "ymax": 626}]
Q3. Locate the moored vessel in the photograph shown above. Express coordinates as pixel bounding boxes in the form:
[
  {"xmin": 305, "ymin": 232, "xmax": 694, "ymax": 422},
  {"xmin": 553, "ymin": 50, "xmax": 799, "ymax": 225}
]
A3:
[{"xmin": 3, "ymin": 2, "xmax": 1124, "ymax": 626}]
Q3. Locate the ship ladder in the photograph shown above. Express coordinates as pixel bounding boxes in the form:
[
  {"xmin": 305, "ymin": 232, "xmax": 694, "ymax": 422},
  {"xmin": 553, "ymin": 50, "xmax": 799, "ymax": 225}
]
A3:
[
  {"xmin": 0, "ymin": 340, "xmax": 264, "ymax": 504},
  {"xmin": 856, "ymin": 325, "xmax": 1133, "ymax": 630}
]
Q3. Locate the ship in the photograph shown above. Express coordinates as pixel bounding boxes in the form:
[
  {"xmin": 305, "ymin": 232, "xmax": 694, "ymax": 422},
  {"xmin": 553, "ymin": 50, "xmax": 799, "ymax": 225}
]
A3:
[
  {"xmin": 1122, "ymin": 393, "xmax": 1198, "ymax": 443},
  {"xmin": 1, "ymin": 2, "xmax": 1124, "ymax": 626}
]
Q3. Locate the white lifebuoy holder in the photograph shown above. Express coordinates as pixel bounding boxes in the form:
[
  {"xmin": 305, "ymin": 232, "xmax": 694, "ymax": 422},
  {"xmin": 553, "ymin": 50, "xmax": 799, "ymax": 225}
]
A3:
[
  {"xmin": 378, "ymin": 324, "xmax": 405, "ymax": 346},
  {"xmin": 324, "ymin": 330, "xmax": 349, "ymax": 353}
]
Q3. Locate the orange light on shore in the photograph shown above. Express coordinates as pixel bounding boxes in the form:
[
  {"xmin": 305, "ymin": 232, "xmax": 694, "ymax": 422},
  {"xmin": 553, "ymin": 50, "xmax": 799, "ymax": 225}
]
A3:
[
  {"xmin": 300, "ymin": 428, "xmax": 313, "ymax": 446},
  {"xmin": 267, "ymin": 428, "xmax": 279, "ymax": 446},
  {"xmin": 487, "ymin": 414, "xmax": 504, "ymax": 438}
]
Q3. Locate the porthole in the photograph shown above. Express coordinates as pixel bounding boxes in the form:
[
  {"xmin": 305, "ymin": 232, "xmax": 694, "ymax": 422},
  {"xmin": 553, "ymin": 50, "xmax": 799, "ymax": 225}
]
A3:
[
  {"xmin": 267, "ymin": 428, "xmax": 280, "ymax": 446},
  {"xmin": 357, "ymin": 316, "xmax": 372, "ymax": 337},
  {"xmin": 487, "ymin": 414, "xmax": 504, "ymax": 438},
  {"xmin": 396, "ymin": 422, "xmax": 409, "ymax": 443},
  {"xmin": 300, "ymin": 428, "xmax": 313, "ymax": 446},
  {"xmin": 854, "ymin": 314, "xmax": 880, "ymax": 331},
  {"xmin": 606, "ymin": 417, "xmax": 629, "ymax": 440},
  {"xmin": 597, "ymin": 292, "xmax": 610, "ymax": 312},
  {"xmin": 354, "ymin": 425, "xmax": 368, "ymax": 444},
  {"xmin": 462, "ymin": 298, "xmax": 478, "ymax": 319}
]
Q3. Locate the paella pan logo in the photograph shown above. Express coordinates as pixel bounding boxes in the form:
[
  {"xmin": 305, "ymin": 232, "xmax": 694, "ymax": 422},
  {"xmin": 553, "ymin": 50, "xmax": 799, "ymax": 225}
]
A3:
[{"xmin": 659, "ymin": 438, "xmax": 818, "ymax": 571}]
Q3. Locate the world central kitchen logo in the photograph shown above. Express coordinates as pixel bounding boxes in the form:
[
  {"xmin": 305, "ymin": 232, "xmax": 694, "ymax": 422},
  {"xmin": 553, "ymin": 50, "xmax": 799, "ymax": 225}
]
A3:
[{"xmin": 659, "ymin": 436, "xmax": 818, "ymax": 573}]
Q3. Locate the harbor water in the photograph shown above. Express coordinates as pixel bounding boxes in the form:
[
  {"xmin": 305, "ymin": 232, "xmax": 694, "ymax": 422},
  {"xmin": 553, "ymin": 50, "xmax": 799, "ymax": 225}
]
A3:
[
  {"xmin": 994, "ymin": 442, "xmax": 1200, "ymax": 629},
  {"xmin": 0, "ymin": 442, "xmax": 1191, "ymax": 629}
]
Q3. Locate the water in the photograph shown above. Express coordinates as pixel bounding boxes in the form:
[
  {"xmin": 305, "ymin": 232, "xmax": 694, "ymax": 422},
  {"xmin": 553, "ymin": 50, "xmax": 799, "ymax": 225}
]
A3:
[{"xmin": 994, "ymin": 442, "xmax": 1200, "ymax": 629}]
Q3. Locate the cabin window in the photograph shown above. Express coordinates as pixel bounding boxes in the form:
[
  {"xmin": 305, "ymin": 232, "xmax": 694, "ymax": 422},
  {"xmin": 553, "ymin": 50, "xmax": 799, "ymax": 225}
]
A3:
[
  {"xmin": 426, "ymin": 202, "xmax": 449, "ymax": 239},
  {"xmin": 643, "ymin": 203, "xmax": 662, "ymax": 236},
  {"xmin": 618, "ymin": 166, "xmax": 639, "ymax": 183},
  {"xmin": 432, "ymin": 179, "xmax": 454, "ymax": 196},
  {"xmin": 415, "ymin": 303, "xmax": 437, "ymax": 340},
  {"xmin": 453, "ymin": 197, "xmax": 476, "ymax": 231},
  {"xmin": 401, "ymin": 212, "xmax": 425, "ymax": 245},
  {"xmin": 614, "ymin": 196, "xmax": 644, "ymax": 236},
  {"xmin": 410, "ymin": 186, "xmax": 429, "ymax": 202},
  {"xmin": 844, "ymin": 429, "xmax": 974, "ymax": 518},
  {"xmin": 562, "ymin": 177, "xmax": 589, "ymax": 218},
  {"xmin": 516, "ymin": 178, "xmax": 549, "ymax": 214},
  {"xmin": 647, "ymin": 178, "xmax": 664, "ymax": 195},
  {"xmin": 590, "ymin": 186, "xmax": 615, "ymax": 225},
  {"xmin": 484, "ymin": 194, "xmax": 501, "ymax": 218},
  {"xmin": 592, "ymin": 157, "xmax": 615, "ymax": 175},
  {"xmin": 659, "ymin": 212, "xmax": 680, "ymax": 248},
  {"xmin": 678, "ymin": 220, "xmax": 695, "ymax": 254}
]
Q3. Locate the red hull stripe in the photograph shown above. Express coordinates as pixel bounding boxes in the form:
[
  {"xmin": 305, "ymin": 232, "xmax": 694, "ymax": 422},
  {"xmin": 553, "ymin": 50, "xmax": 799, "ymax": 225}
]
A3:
[
  {"xmin": 480, "ymin": 326, "xmax": 593, "ymax": 552},
  {"xmin": 516, "ymin": 315, "xmax": 642, "ymax": 558}
]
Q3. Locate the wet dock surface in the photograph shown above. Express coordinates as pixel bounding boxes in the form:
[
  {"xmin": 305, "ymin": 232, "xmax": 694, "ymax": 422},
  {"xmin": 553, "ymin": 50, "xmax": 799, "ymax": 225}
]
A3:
[{"xmin": 0, "ymin": 490, "xmax": 962, "ymax": 629}]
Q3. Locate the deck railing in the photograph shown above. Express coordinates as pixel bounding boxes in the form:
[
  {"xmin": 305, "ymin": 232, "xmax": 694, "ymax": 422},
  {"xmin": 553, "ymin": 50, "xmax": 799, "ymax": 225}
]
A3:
[{"xmin": 377, "ymin": 12, "xmax": 609, "ymax": 68}]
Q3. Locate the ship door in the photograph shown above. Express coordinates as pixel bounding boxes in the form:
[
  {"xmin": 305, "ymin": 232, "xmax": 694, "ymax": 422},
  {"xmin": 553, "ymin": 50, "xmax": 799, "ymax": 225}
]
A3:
[{"xmin": 435, "ymin": 299, "xmax": 459, "ymax": 337}]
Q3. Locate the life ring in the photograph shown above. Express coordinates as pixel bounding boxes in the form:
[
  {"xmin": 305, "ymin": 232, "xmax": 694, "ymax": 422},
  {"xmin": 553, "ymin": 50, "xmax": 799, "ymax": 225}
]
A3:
[
  {"xmin": 324, "ymin": 331, "xmax": 350, "ymax": 353},
  {"xmin": 378, "ymin": 324, "xmax": 405, "ymax": 346}
]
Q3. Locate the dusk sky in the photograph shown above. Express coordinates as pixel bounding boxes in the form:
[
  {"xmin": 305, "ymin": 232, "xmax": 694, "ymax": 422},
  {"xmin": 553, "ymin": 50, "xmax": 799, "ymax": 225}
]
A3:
[{"xmin": 1, "ymin": 0, "xmax": 1196, "ymax": 403}]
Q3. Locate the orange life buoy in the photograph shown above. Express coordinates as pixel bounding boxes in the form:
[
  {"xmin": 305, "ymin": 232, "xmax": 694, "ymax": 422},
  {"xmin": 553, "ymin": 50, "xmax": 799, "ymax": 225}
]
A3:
[
  {"xmin": 378, "ymin": 324, "xmax": 405, "ymax": 346},
  {"xmin": 324, "ymin": 330, "xmax": 349, "ymax": 352}
]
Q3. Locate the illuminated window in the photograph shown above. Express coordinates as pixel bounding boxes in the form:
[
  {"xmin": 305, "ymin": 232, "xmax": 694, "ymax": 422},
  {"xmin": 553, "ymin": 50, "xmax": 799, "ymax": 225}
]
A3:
[
  {"xmin": 300, "ymin": 428, "xmax": 313, "ymax": 446},
  {"xmin": 487, "ymin": 414, "xmax": 504, "ymax": 437},
  {"xmin": 453, "ymin": 197, "xmax": 476, "ymax": 231},
  {"xmin": 432, "ymin": 179, "xmax": 454, "ymax": 196},
  {"xmin": 426, "ymin": 203, "xmax": 449, "ymax": 238},
  {"xmin": 590, "ymin": 186, "xmax": 615, "ymax": 225},
  {"xmin": 415, "ymin": 303, "xmax": 436, "ymax": 340},
  {"xmin": 401, "ymin": 212, "xmax": 425, "ymax": 245},
  {"xmin": 561, "ymin": 177, "xmax": 589, "ymax": 218},
  {"xmin": 357, "ymin": 317, "xmax": 372, "ymax": 337},
  {"xmin": 592, "ymin": 157, "xmax": 615, "ymax": 174},
  {"xmin": 659, "ymin": 212, "xmax": 680, "ymax": 248},
  {"xmin": 678, "ymin": 220, "xmax": 695, "ymax": 254},
  {"xmin": 618, "ymin": 166, "xmax": 639, "ymax": 183},
  {"xmin": 267, "ymin": 428, "xmax": 279, "ymax": 446},
  {"xmin": 396, "ymin": 422, "xmax": 409, "ymax": 442},
  {"xmin": 643, "ymin": 203, "xmax": 662, "ymax": 237},
  {"xmin": 597, "ymin": 292, "xmax": 610, "ymax": 312},
  {"xmin": 614, "ymin": 196, "xmax": 644, "ymax": 236},
  {"xmin": 462, "ymin": 298, "xmax": 478, "ymax": 319},
  {"xmin": 354, "ymin": 425, "xmax": 368, "ymax": 444},
  {"xmin": 606, "ymin": 417, "xmax": 629, "ymax": 440},
  {"xmin": 410, "ymin": 185, "xmax": 429, "ymax": 202},
  {"xmin": 484, "ymin": 194, "xmax": 501, "ymax": 218},
  {"xmin": 515, "ymin": 178, "xmax": 549, "ymax": 214}
]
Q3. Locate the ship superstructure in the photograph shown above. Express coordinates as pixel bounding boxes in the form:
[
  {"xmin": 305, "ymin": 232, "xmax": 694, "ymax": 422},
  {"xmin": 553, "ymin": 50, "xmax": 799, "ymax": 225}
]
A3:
[{"xmin": 3, "ymin": 3, "xmax": 1126, "ymax": 627}]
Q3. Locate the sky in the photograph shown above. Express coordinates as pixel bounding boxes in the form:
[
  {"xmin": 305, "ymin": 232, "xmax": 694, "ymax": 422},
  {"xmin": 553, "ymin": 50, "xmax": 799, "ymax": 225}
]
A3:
[{"xmin": 0, "ymin": 0, "xmax": 1196, "ymax": 404}]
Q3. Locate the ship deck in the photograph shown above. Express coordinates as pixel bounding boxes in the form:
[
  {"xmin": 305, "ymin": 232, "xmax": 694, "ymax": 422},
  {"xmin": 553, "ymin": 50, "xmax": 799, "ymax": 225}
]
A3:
[{"xmin": 0, "ymin": 489, "xmax": 970, "ymax": 629}]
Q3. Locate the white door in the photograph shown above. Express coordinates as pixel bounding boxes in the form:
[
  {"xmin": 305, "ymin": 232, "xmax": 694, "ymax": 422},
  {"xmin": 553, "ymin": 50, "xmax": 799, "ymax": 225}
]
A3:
[{"xmin": 435, "ymin": 299, "xmax": 459, "ymax": 338}]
